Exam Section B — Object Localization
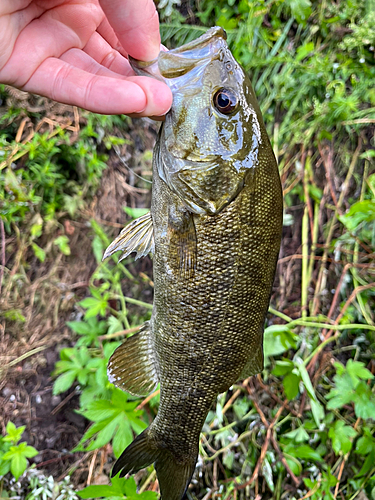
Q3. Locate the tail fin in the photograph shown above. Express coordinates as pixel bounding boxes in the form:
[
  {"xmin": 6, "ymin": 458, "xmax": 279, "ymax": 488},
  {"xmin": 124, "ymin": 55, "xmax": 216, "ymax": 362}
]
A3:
[{"xmin": 112, "ymin": 428, "xmax": 197, "ymax": 500}]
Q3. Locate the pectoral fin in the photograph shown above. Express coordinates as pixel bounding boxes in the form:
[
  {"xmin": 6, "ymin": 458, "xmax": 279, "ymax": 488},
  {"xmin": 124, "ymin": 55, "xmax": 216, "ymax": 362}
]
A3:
[
  {"xmin": 168, "ymin": 206, "xmax": 197, "ymax": 279},
  {"xmin": 103, "ymin": 212, "xmax": 154, "ymax": 262},
  {"xmin": 107, "ymin": 322, "xmax": 158, "ymax": 397}
]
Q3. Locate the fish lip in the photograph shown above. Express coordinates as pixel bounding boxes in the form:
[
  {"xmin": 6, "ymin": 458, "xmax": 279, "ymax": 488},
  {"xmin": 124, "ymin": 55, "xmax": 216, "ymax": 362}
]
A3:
[
  {"xmin": 168, "ymin": 26, "xmax": 227, "ymax": 55},
  {"xmin": 129, "ymin": 26, "xmax": 228, "ymax": 84}
]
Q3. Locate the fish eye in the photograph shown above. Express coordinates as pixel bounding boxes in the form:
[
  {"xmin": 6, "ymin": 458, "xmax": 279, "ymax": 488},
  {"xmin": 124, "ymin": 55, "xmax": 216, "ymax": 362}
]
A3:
[{"xmin": 213, "ymin": 88, "xmax": 238, "ymax": 115}]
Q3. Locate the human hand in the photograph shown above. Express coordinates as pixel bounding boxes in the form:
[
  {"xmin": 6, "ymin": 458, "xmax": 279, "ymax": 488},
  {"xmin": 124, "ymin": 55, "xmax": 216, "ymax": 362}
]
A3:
[{"xmin": 0, "ymin": 0, "xmax": 172, "ymax": 117}]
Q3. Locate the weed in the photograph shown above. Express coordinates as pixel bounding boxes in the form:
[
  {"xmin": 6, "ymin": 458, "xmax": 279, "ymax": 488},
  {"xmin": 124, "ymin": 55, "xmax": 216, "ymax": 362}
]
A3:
[{"xmin": 0, "ymin": 422, "xmax": 38, "ymax": 480}]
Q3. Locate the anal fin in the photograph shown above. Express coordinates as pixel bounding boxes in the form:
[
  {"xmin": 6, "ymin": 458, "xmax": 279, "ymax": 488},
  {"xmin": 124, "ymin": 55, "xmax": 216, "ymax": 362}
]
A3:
[
  {"xmin": 103, "ymin": 211, "xmax": 154, "ymax": 262},
  {"xmin": 107, "ymin": 322, "xmax": 158, "ymax": 397}
]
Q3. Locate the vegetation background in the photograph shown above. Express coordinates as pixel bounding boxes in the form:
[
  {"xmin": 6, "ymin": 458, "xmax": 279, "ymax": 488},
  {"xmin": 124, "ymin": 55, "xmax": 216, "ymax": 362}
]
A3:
[{"xmin": 0, "ymin": 0, "xmax": 374, "ymax": 499}]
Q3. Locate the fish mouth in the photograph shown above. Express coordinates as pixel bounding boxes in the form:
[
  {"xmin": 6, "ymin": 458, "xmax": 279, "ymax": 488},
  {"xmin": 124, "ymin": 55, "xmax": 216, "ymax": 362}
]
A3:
[{"xmin": 129, "ymin": 26, "xmax": 227, "ymax": 84}]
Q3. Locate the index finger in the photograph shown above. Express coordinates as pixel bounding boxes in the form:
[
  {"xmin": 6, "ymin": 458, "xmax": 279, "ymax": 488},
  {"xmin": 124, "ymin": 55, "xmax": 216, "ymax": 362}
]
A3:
[{"xmin": 99, "ymin": 0, "xmax": 161, "ymax": 61}]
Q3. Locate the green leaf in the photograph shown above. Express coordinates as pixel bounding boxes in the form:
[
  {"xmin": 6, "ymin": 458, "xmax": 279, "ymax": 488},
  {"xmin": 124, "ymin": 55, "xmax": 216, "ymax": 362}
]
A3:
[
  {"xmin": 346, "ymin": 360, "xmax": 374, "ymax": 384},
  {"xmin": 233, "ymin": 398, "xmax": 250, "ymax": 420},
  {"xmin": 69, "ymin": 318, "xmax": 107, "ymax": 347},
  {"xmin": 21, "ymin": 445, "xmax": 39, "ymax": 459},
  {"xmin": 283, "ymin": 371, "xmax": 300, "ymax": 400},
  {"xmin": 123, "ymin": 207, "xmax": 150, "ymax": 219},
  {"xmin": 3, "ymin": 443, "xmax": 37, "ymax": 480},
  {"xmin": 356, "ymin": 448, "xmax": 375, "ymax": 477},
  {"xmin": 4, "ymin": 422, "xmax": 25, "ymax": 444},
  {"xmin": 326, "ymin": 361, "xmax": 375, "ymax": 419},
  {"xmin": 296, "ymin": 359, "xmax": 316, "ymax": 400},
  {"xmin": 92, "ymin": 235, "xmax": 105, "ymax": 264},
  {"xmin": 107, "ymin": 316, "xmax": 124, "ymax": 336},
  {"xmin": 286, "ymin": 0, "xmax": 311, "ymax": 24},
  {"xmin": 339, "ymin": 201, "xmax": 375, "ymax": 230},
  {"xmin": 326, "ymin": 372, "xmax": 355, "ymax": 409},
  {"xmin": 82, "ymin": 399, "xmax": 117, "ymax": 421},
  {"xmin": 74, "ymin": 418, "xmax": 113, "ymax": 451},
  {"xmin": 77, "ymin": 369, "xmax": 89, "ymax": 386},
  {"xmin": 77, "ymin": 389, "xmax": 145, "ymax": 455},
  {"xmin": 53, "ymin": 370, "xmax": 78, "ymax": 395},
  {"xmin": 31, "ymin": 242, "xmax": 46, "ymax": 262},
  {"xmin": 261, "ymin": 457, "xmax": 274, "ymax": 492},
  {"xmin": 355, "ymin": 429, "xmax": 375, "ymax": 455},
  {"xmin": 10, "ymin": 453, "xmax": 27, "ymax": 480},
  {"xmin": 329, "ymin": 420, "xmax": 357, "ymax": 455},
  {"xmin": 78, "ymin": 476, "xmax": 158, "ymax": 499},
  {"xmin": 90, "ymin": 219, "xmax": 110, "ymax": 247},
  {"xmin": 112, "ymin": 417, "xmax": 137, "ymax": 458},
  {"xmin": 86, "ymin": 417, "xmax": 120, "ymax": 451},
  {"xmin": 0, "ymin": 458, "xmax": 10, "ymax": 476},
  {"xmin": 272, "ymin": 359, "xmax": 294, "ymax": 376},
  {"xmin": 284, "ymin": 455, "xmax": 302, "ymax": 476},
  {"xmin": 352, "ymin": 382, "xmax": 375, "ymax": 420},
  {"xmin": 54, "ymin": 235, "xmax": 71, "ymax": 255},
  {"xmin": 287, "ymin": 444, "xmax": 322, "ymax": 462},
  {"xmin": 296, "ymin": 42, "xmax": 314, "ymax": 61},
  {"xmin": 223, "ymin": 450, "xmax": 234, "ymax": 470},
  {"xmin": 78, "ymin": 484, "xmax": 121, "ymax": 498},
  {"xmin": 264, "ymin": 325, "xmax": 297, "ymax": 361},
  {"xmin": 310, "ymin": 398, "xmax": 324, "ymax": 428},
  {"xmin": 284, "ymin": 426, "xmax": 309, "ymax": 443},
  {"xmin": 79, "ymin": 296, "xmax": 109, "ymax": 319},
  {"xmin": 30, "ymin": 220, "xmax": 43, "ymax": 239},
  {"xmin": 66, "ymin": 321, "xmax": 91, "ymax": 335}
]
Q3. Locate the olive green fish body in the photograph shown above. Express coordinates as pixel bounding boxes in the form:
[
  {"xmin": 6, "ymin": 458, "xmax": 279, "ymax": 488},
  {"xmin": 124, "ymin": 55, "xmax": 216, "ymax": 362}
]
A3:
[
  {"xmin": 104, "ymin": 27, "xmax": 282, "ymax": 500},
  {"xmin": 151, "ymin": 143, "xmax": 281, "ymax": 443}
]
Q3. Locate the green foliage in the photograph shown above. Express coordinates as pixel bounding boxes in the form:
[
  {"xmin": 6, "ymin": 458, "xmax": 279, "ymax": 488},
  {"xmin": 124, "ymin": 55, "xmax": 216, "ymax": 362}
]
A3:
[
  {"xmin": 160, "ymin": 0, "xmax": 375, "ymax": 148},
  {"xmin": 0, "ymin": 422, "xmax": 38, "ymax": 480},
  {"xmin": 2, "ymin": 468, "xmax": 79, "ymax": 500},
  {"xmin": 2, "ymin": 443, "xmax": 39, "ymax": 481},
  {"xmin": 329, "ymin": 420, "xmax": 357, "ymax": 455},
  {"xmin": 303, "ymin": 469, "xmax": 338, "ymax": 500},
  {"xmin": 0, "ymin": 129, "xmax": 106, "ymax": 229},
  {"xmin": 74, "ymin": 389, "xmax": 147, "ymax": 458},
  {"xmin": 78, "ymin": 476, "xmax": 157, "ymax": 500},
  {"xmin": 326, "ymin": 360, "xmax": 375, "ymax": 419}
]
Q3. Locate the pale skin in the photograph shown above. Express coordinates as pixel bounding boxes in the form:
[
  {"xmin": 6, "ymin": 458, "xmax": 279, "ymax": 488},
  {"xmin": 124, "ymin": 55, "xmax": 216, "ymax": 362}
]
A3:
[{"xmin": 0, "ymin": 0, "xmax": 173, "ymax": 117}]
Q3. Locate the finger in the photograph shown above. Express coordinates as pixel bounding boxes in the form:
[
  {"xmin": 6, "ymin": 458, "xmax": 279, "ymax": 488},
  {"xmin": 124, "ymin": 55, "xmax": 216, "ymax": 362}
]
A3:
[
  {"xmin": 99, "ymin": 0, "xmax": 161, "ymax": 61},
  {"xmin": 0, "ymin": 4, "xmax": 103, "ymax": 88},
  {"xmin": 0, "ymin": 1, "xmax": 43, "ymax": 70},
  {"xmin": 23, "ymin": 57, "xmax": 172, "ymax": 116},
  {"xmin": 60, "ymin": 48, "xmax": 132, "ymax": 78},
  {"xmin": 83, "ymin": 31, "xmax": 131, "ymax": 76},
  {"xmin": 96, "ymin": 17, "xmax": 126, "ymax": 56},
  {"xmin": 126, "ymin": 75, "xmax": 172, "ymax": 117}
]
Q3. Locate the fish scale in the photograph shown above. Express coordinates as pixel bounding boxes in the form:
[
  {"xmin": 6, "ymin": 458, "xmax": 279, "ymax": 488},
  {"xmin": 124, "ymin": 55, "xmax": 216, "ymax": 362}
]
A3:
[{"xmin": 104, "ymin": 27, "xmax": 282, "ymax": 500}]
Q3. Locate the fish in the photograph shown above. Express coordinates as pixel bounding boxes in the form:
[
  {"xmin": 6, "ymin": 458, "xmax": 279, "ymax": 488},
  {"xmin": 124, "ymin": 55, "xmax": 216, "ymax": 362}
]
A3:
[{"xmin": 103, "ymin": 26, "xmax": 283, "ymax": 500}]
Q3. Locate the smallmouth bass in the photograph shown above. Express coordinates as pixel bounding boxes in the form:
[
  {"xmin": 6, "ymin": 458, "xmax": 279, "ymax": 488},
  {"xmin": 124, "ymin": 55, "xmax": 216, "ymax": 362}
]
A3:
[{"xmin": 104, "ymin": 27, "xmax": 283, "ymax": 500}]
